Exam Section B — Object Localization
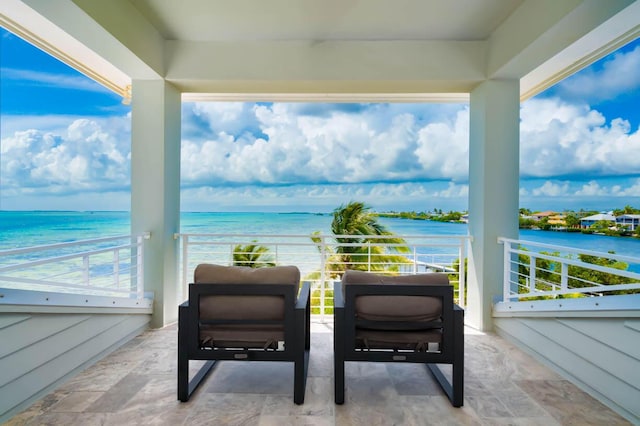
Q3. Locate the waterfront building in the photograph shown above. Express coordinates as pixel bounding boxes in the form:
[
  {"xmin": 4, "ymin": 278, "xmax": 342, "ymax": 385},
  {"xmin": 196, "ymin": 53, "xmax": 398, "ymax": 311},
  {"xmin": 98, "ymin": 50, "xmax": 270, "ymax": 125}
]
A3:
[
  {"xmin": 616, "ymin": 214, "xmax": 640, "ymax": 231},
  {"xmin": 580, "ymin": 213, "xmax": 617, "ymax": 229}
]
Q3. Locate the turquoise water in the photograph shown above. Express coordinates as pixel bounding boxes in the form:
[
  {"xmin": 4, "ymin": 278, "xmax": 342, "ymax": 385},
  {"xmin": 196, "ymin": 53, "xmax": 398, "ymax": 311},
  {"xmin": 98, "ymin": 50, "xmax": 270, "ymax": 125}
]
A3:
[{"xmin": 1, "ymin": 211, "xmax": 639, "ymax": 259}]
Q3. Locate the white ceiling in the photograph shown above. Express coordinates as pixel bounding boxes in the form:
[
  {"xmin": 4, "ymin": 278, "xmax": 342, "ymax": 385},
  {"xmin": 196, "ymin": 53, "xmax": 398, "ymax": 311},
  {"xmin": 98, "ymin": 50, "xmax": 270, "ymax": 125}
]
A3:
[
  {"xmin": 129, "ymin": 0, "xmax": 524, "ymax": 42},
  {"xmin": 1, "ymin": 0, "xmax": 638, "ymax": 101}
]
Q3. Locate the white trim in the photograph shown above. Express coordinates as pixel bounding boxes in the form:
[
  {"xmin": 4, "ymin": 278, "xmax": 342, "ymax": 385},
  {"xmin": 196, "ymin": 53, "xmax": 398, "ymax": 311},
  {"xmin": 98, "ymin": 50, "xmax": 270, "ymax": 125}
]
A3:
[
  {"xmin": 181, "ymin": 92, "xmax": 470, "ymax": 103},
  {"xmin": 0, "ymin": 287, "xmax": 153, "ymax": 311},
  {"xmin": 494, "ymin": 294, "xmax": 640, "ymax": 317}
]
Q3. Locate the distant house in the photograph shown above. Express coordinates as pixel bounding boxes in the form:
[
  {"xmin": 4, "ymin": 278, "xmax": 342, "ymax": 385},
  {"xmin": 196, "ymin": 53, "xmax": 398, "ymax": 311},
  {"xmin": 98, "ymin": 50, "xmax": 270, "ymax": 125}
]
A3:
[
  {"xmin": 580, "ymin": 213, "xmax": 615, "ymax": 229},
  {"xmin": 547, "ymin": 214, "xmax": 566, "ymax": 227},
  {"xmin": 616, "ymin": 214, "xmax": 640, "ymax": 231},
  {"xmin": 531, "ymin": 211, "xmax": 556, "ymax": 221},
  {"xmin": 460, "ymin": 214, "xmax": 469, "ymax": 223}
]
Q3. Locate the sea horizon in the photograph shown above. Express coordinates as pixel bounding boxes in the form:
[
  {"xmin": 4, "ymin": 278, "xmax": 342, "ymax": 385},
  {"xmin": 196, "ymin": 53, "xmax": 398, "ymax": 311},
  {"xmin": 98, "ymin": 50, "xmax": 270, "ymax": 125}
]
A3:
[{"xmin": 2, "ymin": 209, "xmax": 638, "ymax": 254}]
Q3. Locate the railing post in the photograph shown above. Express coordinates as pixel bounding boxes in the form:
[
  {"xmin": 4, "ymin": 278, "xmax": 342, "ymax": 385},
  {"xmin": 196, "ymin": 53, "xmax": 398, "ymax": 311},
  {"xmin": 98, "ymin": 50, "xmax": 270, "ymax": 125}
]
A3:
[
  {"xmin": 137, "ymin": 234, "xmax": 145, "ymax": 299},
  {"xmin": 560, "ymin": 261, "xmax": 568, "ymax": 293},
  {"xmin": 319, "ymin": 236, "xmax": 326, "ymax": 322},
  {"xmin": 182, "ymin": 235, "xmax": 189, "ymax": 302},
  {"xmin": 502, "ymin": 239, "xmax": 511, "ymax": 302},
  {"xmin": 113, "ymin": 249, "xmax": 120, "ymax": 289},
  {"xmin": 413, "ymin": 247, "xmax": 417, "ymax": 274},
  {"xmin": 367, "ymin": 241, "xmax": 371, "ymax": 272},
  {"xmin": 529, "ymin": 255, "xmax": 536, "ymax": 293},
  {"xmin": 458, "ymin": 237, "xmax": 466, "ymax": 308},
  {"xmin": 83, "ymin": 255, "xmax": 90, "ymax": 287}
]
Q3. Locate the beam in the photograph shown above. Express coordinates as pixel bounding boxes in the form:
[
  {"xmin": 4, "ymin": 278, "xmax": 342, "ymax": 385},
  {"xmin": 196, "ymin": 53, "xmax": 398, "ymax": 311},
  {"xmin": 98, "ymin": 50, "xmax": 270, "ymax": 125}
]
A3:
[
  {"xmin": 488, "ymin": 0, "xmax": 635, "ymax": 82},
  {"xmin": 166, "ymin": 40, "xmax": 486, "ymax": 94},
  {"xmin": 17, "ymin": 0, "xmax": 163, "ymax": 80}
]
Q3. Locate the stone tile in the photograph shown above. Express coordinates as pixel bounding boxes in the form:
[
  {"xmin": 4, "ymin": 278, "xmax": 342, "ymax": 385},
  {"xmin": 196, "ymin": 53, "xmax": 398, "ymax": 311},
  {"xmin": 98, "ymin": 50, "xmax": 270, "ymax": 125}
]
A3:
[
  {"xmin": 184, "ymin": 393, "xmax": 265, "ymax": 426},
  {"xmin": 259, "ymin": 415, "xmax": 334, "ymax": 426},
  {"xmin": 402, "ymin": 395, "xmax": 483, "ymax": 426},
  {"xmin": 386, "ymin": 363, "xmax": 446, "ymax": 396},
  {"xmin": 308, "ymin": 333, "xmax": 333, "ymax": 378},
  {"xmin": 58, "ymin": 361, "xmax": 140, "ymax": 392},
  {"xmin": 25, "ymin": 412, "xmax": 109, "ymax": 426},
  {"xmin": 515, "ymin": 380, "xmax": 632, "ymax": 425},
  {"xmin": 344, "ymin": 375, "xmax": 399, "ymax": 405},
  {"xmin": 335, "ymin": 401, "xmax": 411, "ymax": 426},
  {"xmin": 49, "ymin": 391, "xmax": 104, "ymax": 413},
  {"xmin": 465, "ymin": 395, "xmax": 513, "ymax": 419},
  {"xmin": 206, "ymin": 361, "xmax": 294, "ymax": 396},
  {"xmin": 262, "ymin": 377, "xmax": 333, "ymax": 417},
  {"xmin": 85, "ymin": 373, "xmax": 150, "ymax": 413},
  {"xmin": 5, "ymin": 321, "xmax": 633, "ymax": 426}
]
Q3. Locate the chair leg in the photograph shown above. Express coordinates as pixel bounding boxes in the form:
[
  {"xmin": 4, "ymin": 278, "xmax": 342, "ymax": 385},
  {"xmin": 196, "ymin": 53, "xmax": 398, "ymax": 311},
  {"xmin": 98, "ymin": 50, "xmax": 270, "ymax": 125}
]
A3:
[
  {"xmin": 294, "ymin": 349, "xmax": 310, "ymax": 404},
  {"xmin": 177, "ymin": 339, "xmax": 189, "ymax": 401},
  {"xmin": 334, "ymin": 309, "xmax": 345, "ymax": 404}
]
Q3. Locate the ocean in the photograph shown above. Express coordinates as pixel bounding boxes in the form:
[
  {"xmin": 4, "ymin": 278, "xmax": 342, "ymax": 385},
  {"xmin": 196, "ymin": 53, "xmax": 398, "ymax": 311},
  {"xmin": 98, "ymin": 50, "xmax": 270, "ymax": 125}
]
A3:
[{"xmin": 1, "ymin": 210, "xmax": 640, "ymax": 260}]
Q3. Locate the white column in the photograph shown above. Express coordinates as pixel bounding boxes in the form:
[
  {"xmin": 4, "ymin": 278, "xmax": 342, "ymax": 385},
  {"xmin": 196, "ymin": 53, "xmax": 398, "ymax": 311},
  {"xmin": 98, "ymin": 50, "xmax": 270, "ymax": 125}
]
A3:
[
  {"xmin": 467, "ymin": 80, "xmax": 520, "ymax": 331},
  {"xmin": 131, "ymin": 80, "xmax": 181, "ymax": 328}
]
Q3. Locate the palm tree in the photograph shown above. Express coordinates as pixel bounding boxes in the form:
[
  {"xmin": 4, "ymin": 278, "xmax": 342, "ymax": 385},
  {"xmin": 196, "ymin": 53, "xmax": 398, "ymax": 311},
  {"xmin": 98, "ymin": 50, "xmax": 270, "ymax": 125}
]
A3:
[
  {"xmin": 314, "ymin": 201, "xmax": 410, "ymax": 274},
  {"xmin": 232, "ymin": 241, "xmax": 275, "ymax": 268}
]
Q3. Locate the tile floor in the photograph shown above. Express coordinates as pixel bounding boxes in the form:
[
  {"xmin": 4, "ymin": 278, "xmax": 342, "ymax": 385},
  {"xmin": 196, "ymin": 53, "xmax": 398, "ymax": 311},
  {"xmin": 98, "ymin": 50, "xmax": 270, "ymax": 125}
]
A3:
[{"xmin": 6, "ymin": 321, "xmax": 631, "ymax": 425}]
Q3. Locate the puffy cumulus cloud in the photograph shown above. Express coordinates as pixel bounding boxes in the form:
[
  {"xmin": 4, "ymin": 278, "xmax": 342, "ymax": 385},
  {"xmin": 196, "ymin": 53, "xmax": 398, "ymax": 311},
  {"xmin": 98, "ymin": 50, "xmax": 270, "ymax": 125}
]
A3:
[
  {"xmin": 181, "ymin": 102, "xmax": 470, "ymax": 187},
  {"xmin": 520, "ymin": 98, "xmax": 640, "ymax": 178},
  {"xmin": 433, "ymin": 182, "xmax": 469, "ymax": 198},
  {"xmin": 531, "ymin": 181, "xmax": 570, "ymax": 197},
  {"xmin": 575, "ymin": 180, "xmax": 609, "ymax": 196},
  {"xmin": 554, "ymin": 43, "xmax": 640, "ymax": 102},
  {"xmin": 1, "ymin": 116, "xmax": 130, "ymax": 195}
]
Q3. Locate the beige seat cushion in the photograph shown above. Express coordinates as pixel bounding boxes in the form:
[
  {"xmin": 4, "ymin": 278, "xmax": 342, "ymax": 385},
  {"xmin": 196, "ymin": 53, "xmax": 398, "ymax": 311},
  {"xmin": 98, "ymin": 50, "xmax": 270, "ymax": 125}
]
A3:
[
  {"xmin": 193, "ymin": 264, "xmax": 300, "ymax": 347},
  {"xmin": 342, "ymin": 270, "xmax": 448, "ymax": 324}
]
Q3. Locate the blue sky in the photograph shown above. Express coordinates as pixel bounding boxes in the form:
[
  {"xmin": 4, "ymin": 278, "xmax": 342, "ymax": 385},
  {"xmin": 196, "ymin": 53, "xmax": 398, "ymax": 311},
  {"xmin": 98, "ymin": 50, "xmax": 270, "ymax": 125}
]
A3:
[{"xmin": 1, "ymin": 27, "xmax": 640, "ymax": 213}]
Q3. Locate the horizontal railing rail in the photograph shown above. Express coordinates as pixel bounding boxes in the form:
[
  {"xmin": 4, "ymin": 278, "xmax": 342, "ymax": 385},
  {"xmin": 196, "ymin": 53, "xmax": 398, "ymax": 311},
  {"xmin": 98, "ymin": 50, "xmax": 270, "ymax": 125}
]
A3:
[
  {"xmin": 0, "ymin": 233, "xmax": 150, "ymax": 299},
  {"xmin": 176, "ymin": 233, "xmax": 470, "ymax": 321},
  {"xmin": 498, "ymin": 237, "xmax": 640, "ymax": 303}
]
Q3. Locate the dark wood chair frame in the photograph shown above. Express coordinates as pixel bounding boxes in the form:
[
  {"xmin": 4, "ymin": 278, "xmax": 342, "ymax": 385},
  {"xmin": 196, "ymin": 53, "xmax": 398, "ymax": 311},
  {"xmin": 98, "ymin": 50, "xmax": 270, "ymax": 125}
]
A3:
[
  {"xmin": 178, "ymin": 281, "xmax": 311, "ymax": 404},
  {"xmin": 333, "ymin": 281, "xmax": 464, "ymax": 407}
]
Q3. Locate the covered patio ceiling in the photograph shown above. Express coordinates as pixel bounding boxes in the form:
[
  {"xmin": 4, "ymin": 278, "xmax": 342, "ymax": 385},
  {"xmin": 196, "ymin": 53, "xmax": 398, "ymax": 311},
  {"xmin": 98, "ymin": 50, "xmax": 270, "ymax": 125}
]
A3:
[{"xmin": 1, "ymin": 0, "xmax": 639, "ymax": 102}]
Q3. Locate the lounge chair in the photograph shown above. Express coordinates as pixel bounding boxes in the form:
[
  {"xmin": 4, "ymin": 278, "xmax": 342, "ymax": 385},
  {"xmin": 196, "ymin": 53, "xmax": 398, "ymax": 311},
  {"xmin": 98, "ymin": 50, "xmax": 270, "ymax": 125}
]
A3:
[
  {"xmin": 333, "ymin": 270, "xmax": 464, "ymax": 406},
  {"xmin": 177, "ymin": 264, "xmax": 310, "ymax": 404}
]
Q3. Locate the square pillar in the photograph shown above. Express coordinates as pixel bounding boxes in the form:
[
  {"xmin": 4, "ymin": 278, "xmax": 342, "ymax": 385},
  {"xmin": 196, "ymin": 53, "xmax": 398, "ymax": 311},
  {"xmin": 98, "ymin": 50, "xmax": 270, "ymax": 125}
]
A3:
[
  {"xmin": 467, "ymin": 80, "xmax": 520, "ymax": 331},
  {"xmin": 131, "ymin": 80, "xmax": 181, "ymax": 328}
]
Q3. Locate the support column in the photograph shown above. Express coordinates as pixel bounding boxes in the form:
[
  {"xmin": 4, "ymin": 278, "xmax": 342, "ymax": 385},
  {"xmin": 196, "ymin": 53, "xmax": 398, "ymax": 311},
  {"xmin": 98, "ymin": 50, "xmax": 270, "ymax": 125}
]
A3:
[
  {"xmin": 467, "ymin": 80, "xmax": 520, "ymax": 331},
  {"xmin": 131, "ymin": 80, "xmax": 181, "ymax": 328}
]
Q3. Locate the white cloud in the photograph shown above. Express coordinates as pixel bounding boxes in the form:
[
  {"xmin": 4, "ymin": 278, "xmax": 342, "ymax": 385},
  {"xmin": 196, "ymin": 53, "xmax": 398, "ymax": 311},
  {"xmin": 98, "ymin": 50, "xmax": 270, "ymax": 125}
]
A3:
[
  {"xmin": 181, "ymin": 103, "xmax": 470, "ymax": 187},
  {"xmin": 575, "ymin": 180, "xmax": 608, "ymax": 196},
  {"xmin": 1, "ymin": 68, "xmax": 108, "ymax": 93},
  {"xmin": 555, "ymin": 44, "xmax": 640, "ymax": 101},
  {"xmin": 531, "ymin": 181, "xmax": 570, "ymax": 197},
  {"xmin": 520, "ymin": 98, "xmax": 640, "ymax": 178},
  {"xmin": 1, "ymin": 116, "xmax": 130, "ymax": 195}
]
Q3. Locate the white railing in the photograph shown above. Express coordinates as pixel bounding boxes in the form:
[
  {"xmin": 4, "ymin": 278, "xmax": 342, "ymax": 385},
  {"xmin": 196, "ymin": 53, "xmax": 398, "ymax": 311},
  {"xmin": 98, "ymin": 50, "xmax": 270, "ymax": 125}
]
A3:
[
  {"xmin": 176, "ymin": 233, "xmax": 470, "ymax": 321},
  {"xmin": 0, "ymin": 233, "xmax": 150, "ymax": 300},
  {"xmin": 498, "ymin": 238, "xmax": 640, "ymax": 302}
]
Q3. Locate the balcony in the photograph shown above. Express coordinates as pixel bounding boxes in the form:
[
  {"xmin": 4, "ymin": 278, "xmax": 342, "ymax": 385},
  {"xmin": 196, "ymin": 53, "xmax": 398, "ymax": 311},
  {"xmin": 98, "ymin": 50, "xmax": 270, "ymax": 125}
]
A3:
[
  {"xmin": 2, "ymin": 234, "xmax": 639, "ymax": 423},
  {"xmin": 6, "ymin": 319, "xmax": 631, "ymax": 425}
]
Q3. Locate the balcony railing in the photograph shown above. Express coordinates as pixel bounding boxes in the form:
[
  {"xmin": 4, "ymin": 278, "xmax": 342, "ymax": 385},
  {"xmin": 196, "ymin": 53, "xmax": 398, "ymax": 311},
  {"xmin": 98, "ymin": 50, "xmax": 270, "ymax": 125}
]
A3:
[
  {"xmin": 0, "ymin": 234, "xmax": 150, "ymax": 306},
  {"xmin": 176, "ymin": 233, "xmax": 469, "ymax": 320},
  {"xmin": 498, "ymin": 237, "xmax": 640, "ymax": 303}
]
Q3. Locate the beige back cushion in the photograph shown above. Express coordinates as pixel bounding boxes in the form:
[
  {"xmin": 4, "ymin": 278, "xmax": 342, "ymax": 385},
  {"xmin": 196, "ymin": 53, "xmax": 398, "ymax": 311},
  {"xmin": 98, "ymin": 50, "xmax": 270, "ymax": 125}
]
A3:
[
  {"xmin": 342, "ymin": 270, "xmax": 448, "ymax": 322},
  {"xmin": 194, "ymin": 264, "xmax": 300, "ymax": 321}
]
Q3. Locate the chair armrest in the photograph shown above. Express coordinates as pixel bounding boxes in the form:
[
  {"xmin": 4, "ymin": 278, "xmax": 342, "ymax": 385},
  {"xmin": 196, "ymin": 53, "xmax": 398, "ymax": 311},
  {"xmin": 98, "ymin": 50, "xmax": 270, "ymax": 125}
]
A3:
[
  {"xmin": 333, "ymin": 281, "xmax": 344, "ymax": 308},
  {"xmin": 179, "ymin": 301, "xmax": 189, "ymax": 309},
  {"xmin": 454, "ymin": 304, "xmax": 463, "ymax": 312},
  {"xmin": 295, "ymin": 281, "xmax": 311, "ymax": 310}
]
